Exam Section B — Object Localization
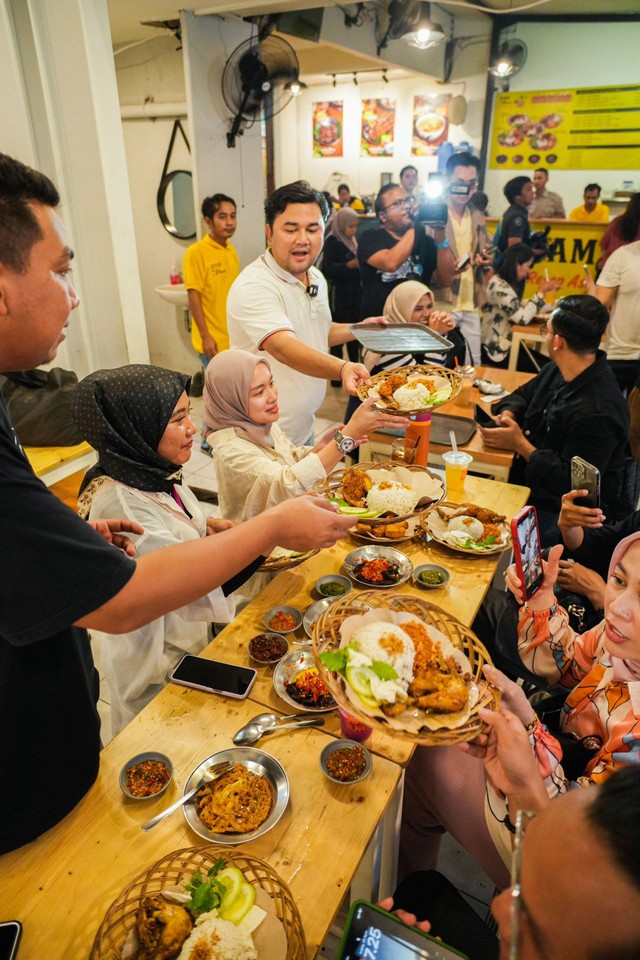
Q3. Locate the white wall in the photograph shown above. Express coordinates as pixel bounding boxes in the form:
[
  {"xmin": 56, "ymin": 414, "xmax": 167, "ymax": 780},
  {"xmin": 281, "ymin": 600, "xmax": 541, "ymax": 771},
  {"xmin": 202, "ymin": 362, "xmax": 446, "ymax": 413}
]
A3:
[
  {"xmin": 277, "ymin": 70, "xmax": 488, "ymax": 199},
  {"xmin": 484, "ymin": 20, "xmax": 640, "ymax": 216}
]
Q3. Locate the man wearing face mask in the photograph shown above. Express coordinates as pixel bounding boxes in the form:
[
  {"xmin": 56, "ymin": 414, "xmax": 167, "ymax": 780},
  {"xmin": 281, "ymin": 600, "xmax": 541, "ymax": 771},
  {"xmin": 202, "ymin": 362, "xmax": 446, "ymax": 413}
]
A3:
[
  {"xmin": 358, "ymin": 181, "xmax": 455, "ymax": 321},
  {"xmin": 427, "ymin": 152, "xmax": 491, "ymax": 365}
]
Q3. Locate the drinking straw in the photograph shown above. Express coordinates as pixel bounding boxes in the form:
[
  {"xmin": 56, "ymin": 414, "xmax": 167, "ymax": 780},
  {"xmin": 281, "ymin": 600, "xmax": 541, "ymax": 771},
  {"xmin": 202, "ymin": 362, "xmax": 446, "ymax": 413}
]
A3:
[
  {"xmin": 544, "ymin": 268, "xmax": 550, "ymax": 282},
  {"xmin": 449, "ymin": 430, "xmax": 458, "ymax": 454},
  {"xmin": 454, "ymin": 356, "xmax": 460, "ymax": 369}
]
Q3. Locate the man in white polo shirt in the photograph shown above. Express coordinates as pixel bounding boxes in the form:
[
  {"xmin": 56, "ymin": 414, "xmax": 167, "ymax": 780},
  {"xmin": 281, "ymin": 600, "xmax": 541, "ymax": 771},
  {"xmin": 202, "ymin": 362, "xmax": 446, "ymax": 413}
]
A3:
[{"xmin": 227, "ymin": 181, "xmax": 370, "ymax": 445}]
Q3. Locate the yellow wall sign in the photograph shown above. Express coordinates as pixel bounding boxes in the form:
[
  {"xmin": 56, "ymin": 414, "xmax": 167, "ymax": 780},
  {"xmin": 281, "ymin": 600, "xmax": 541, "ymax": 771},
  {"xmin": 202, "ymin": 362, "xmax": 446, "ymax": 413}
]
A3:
[
  {"xmin": 490, "ymin": 84, "xmax": 640, "ymax": 170},
  {"xmin": 486, "ymin": 218, "xmax": 607, "ymax": 300}
]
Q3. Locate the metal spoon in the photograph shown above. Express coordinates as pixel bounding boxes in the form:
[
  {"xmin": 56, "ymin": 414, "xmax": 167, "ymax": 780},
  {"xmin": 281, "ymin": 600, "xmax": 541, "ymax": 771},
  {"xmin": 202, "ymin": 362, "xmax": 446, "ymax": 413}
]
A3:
[
  {"xmin": 247, "ymin": 711, "xmax": 300, "ymax": 731},
  {"xmin": 140, "ymin": 759, "xmax": 232, "ymax": 832},
  {"xmin": 233, "ymin": 717, "xmax": 325, "ymax": 746}
]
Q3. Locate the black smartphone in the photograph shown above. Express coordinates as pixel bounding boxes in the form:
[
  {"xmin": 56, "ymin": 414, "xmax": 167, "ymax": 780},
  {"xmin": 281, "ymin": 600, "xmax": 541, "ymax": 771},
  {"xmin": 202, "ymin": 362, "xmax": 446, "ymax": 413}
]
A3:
[
  {"xmin": 571, "ymin": 456, "xmax": 601, "ymax": 509},
  {"xmin": 337, "ymin": 901, "xmax": 468, "ymax": 960},
  {"xmin": 511, "ymin": 506, "xmax": 544, "ymax": 600},
  {"xmin": 0, "ymin": 923, "xmax": 22, "ymax": 960},
  {"xmin": 473, "ymin": 402, "xmax": 499, "ymax": 428},
  {"xmin": 170, "ymin": 655, "xmax": 257, "ymax": 699},
  {"xmin": 455, "ymin": 253, "xmax": 471, "ymax": 271}
]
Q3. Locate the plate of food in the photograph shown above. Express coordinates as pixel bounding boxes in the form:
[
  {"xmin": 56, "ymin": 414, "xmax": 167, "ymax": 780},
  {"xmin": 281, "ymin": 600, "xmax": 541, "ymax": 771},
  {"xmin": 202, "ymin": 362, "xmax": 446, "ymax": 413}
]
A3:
[
  {"xmin": 273, "ymin": 648, "xmax": 337, "ymax": 713},
  {"xmin": 414, "ymin": 112, "xmax": 447, "ymax": 142},
  {"xmin": 259, "ymin": 546, "xmax": 319, "ymax": 573},
  {"xmin": 313, "ymin": 593, "xmax": 499, "ymax": 745},
  {"xmin": 90, "ymin": 846, "xmax": 305, "ymax": 959},
  {"xmin": 530, "ymin": 132, "xmax": 557, "ymax": 151},
  {"xmin": 343, "ymin": 545, "xmax": 413, "ymax": 588},
  {"xmin": 497, "ymin": 129, "xmax": 524, "ymax": 147},
  {"xmin": 540, "ymin": 112, "xmax": 563, "ymax": 128},
  {"xmin": 422, "ymin": 502, "xmax": 511, "ymax": 554},
  {"xmin": 357, "ymin": 364, "xmax": 462, "ymax": 416},
  {"xmin": 181, "ymin": 747, "xmax": 289, "ymax": 845},
  {"xmin": 508, "ymin": 113, "xmax": 530, "ymax": 127},
  {"xmin": 314, "ymin": 460, "xmax": 444, "ymax": 542}
]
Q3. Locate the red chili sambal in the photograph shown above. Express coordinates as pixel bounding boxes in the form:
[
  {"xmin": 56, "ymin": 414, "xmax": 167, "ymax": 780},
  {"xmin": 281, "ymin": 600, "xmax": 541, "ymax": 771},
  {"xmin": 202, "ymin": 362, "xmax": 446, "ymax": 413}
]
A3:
[
  {"xmin": 125, "ymin": 758, "xmax": 171, "ymax": 798},
  {"xmin": 326, "ymin": 745, "xmax": 367, "ymax": 782}
]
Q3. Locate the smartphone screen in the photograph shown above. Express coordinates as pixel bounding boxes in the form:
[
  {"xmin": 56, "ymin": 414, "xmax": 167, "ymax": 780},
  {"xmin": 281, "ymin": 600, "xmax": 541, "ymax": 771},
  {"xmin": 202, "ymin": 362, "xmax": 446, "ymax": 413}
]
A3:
[
  {"xmin": 170, "ymin": 655, "xmax": 257, "ymax": 699},
  {"xmin": 571, "ymin": 456, "xmax": 601, "ymax": 509},
  {"xmin": 337, "ymin": 902, "xmax": 468, "ymax": 960},
  {"xmin": 456, "ymin": 253, "xmax": 471, "ymax": 271},
  {"xmin": 0, "ymin": 923, "xmax": 22, "ymax": 960},
  {"xmin": 473, "ymin": 402, "xmax": 498, "ymax": 428},
  {"xmin": 511, "ymin": 507, "xmax": 544, "ymax": 600}
]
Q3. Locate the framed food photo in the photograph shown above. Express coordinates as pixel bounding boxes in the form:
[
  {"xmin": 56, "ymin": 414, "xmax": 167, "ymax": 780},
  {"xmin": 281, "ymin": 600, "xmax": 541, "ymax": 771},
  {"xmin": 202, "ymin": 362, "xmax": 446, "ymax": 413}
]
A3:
[
  {"xmin": 412, "ymin": 94, "xmax": 450, "ymax": 157},
  {"xmin": 313, "ymin": 101, "xmax": 343, "ymax": 157},
  {"xmin": 361, "ymin": 98, "xmax": 396, "ymax": 157}
]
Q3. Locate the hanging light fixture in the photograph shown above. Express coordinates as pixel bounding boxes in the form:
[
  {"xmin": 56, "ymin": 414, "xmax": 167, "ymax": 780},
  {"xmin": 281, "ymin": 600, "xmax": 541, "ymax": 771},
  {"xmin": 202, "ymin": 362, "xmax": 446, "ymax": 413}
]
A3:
[
  {"xmin": 401, "ymin": 2, "xmax": 445, "ymax": 50},
  {"xmin": 489, "ymin": 40, "xmax": 528, "ymax": 79},
  {"xmin": 285, "ymin": 71, "xmax": 307, "ymax": 96}
]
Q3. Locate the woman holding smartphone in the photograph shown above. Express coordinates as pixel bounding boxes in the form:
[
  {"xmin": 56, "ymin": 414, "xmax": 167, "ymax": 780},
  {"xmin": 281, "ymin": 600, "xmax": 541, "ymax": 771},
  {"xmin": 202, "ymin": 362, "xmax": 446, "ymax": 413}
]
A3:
[
  {"xmin": 72, "ymin": 365, "xmax": 243, "ymax": 734},
  {"xmin": 481, "ymin": 242, "xmax": 561, "ymax": 366}
]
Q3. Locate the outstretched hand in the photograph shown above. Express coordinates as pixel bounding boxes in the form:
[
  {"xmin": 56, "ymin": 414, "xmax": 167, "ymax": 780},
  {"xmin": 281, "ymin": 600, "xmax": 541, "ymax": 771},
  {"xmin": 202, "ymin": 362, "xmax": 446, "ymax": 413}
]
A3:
[
  {"xmin": 377, "ymin": 897, "xmax": 432, "ymax": 935},
  {"xmin": 88, "ymin": 518, "xmax": 144, "ymax": 557}
]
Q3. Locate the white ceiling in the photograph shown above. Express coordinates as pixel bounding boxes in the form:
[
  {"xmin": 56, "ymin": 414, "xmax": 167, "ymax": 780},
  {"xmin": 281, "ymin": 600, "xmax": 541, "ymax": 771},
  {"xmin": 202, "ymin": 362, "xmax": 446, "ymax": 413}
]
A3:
[{"xmin": 108, "ymin": 0, "xmax": 639, "ymax": 88}]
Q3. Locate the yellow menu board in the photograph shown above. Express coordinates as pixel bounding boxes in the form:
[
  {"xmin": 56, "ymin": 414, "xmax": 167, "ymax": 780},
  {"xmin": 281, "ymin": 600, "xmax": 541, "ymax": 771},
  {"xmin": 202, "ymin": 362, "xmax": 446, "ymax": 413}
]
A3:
[{"xmin": 490, "ymin": 84, "xmax": 640, "ymax": 170}]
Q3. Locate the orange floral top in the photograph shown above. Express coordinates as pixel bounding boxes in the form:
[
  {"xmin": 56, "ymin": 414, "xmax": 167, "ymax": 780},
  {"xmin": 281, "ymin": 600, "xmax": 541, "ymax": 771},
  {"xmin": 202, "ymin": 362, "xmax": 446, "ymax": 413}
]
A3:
[{"xmin": 518, "ymin": 603, "xmax": 640, "ymax": 784}]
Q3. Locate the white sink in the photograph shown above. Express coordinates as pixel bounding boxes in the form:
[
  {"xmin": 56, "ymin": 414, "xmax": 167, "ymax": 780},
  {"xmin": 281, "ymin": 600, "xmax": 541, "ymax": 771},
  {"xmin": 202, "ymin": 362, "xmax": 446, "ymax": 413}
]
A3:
[{"xmin": 155, "ymin": 283, "xmax": 188, "ymax": 308}]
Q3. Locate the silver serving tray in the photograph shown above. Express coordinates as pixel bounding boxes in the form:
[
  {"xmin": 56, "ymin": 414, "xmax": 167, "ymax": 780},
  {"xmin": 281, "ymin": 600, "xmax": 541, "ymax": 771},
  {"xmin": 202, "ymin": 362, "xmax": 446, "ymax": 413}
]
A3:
[
  {"xmin": 349, "ymin": 322, "xmax": 453, "ymax": 354},
  {"xmin": 182, "ymin": 747, "xmax": 289, "ymax": 844}
]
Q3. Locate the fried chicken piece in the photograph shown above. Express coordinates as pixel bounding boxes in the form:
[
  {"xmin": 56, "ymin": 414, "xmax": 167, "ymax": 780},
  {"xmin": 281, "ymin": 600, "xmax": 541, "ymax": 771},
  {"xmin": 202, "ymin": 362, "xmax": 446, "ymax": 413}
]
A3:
[
  {"xmin": 436, "ymin": 503, "xmax": 505, "ymax": 525},
  {"xmin": 356, "ymin": 519, "xmax": 408, "ymax": 539},
  {"xmin": 401, "ymin": 621, "xmax": 469, "ymax": 714},
  {"xmin": 381, "ymin": 700, "xmax": 407, "ymax": 717},
  {"xmin": 136, "ymin": 895, "xmax": 193, "ymax": 960},
  {"xmin": 341, "ymin": 467, "xmax": 372, "ymax": 508},
  {"xmin": 377, "ymin": 371, "xmax": 408, "ymax": 401}
]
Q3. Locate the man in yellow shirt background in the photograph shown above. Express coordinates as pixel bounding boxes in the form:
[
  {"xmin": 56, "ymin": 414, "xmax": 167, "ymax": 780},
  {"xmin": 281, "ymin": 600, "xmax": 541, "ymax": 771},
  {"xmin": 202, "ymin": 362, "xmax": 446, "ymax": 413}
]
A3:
[
  {"xmin": 569, "ymin": 183, "xmax": 610, "ymax": 223},
  {"xmin": 183, "ymin": 192, "xmax": 240, "ymax": 451}
]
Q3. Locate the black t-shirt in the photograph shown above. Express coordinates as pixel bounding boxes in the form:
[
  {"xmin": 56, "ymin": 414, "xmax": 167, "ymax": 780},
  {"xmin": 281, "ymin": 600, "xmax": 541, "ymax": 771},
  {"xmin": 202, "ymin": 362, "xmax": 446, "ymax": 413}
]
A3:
[
  {"xmin": 357, "ymin": 226, "xmax": 437, "ymax": 319},
  {"xmin": 499, "ymin": 203, "xmax": 530, "ymax": 252},
  {"xmin": 0, "ymin": 399, "xmax": 135, "ymax": 853}
]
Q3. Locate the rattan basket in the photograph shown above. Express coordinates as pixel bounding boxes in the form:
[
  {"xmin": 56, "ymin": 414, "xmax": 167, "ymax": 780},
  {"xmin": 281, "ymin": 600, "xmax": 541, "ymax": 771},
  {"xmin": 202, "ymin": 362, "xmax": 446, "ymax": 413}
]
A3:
[
  {"xmin": 313, "ymin": 459, "xmax": 445, "ymax": 529},
  {"xmin": 258, "ymin": 548, "xmax": 320, "ymax": 574},
  {"xmin": 90, "ymin": 846, "xmax": 306, "ymax": 960},
  {"xmin": 420, "ymin": 502, "xmax": 513, "ymax": 555},
  {"xmin": 312, "ymin": 591, "xmax": 499, "ymax": 746},
  {"xmin": 356, "ymin": 364, "xmax": 463, "ymax": 416}
]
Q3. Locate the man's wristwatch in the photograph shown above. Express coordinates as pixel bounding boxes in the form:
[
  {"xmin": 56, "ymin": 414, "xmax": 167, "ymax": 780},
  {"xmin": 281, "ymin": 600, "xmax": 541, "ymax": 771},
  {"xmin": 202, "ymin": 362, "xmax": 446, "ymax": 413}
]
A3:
[{"xmin": 333, "ymin": 430, "xmax": 357, "ymax": 454}]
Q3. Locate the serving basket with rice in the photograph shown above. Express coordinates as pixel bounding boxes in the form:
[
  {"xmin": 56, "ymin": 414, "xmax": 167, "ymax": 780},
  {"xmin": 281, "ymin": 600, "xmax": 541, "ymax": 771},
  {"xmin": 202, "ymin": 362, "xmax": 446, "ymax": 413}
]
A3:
[
  {"xmin": 313, "ymin": 460, "xmax": 445, "ymax": 543},
  {"xmin": 312, "ymin": 591, "xmax": 499, "ymax": 746},
  {"xmin": 357, "ymin": 364, "xmax": 462, "ymax": 416},
  {"xmin": 90, "ymin": 846, "xmax": 305, "ymax": 960}
]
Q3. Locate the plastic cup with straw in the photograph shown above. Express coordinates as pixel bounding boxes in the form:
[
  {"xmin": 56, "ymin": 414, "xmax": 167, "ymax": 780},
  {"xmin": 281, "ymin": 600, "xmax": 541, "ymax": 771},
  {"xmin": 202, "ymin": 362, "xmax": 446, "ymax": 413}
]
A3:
[{"xmin": 443, "ymin": 428, "xmax": 472, "ymax": 496}]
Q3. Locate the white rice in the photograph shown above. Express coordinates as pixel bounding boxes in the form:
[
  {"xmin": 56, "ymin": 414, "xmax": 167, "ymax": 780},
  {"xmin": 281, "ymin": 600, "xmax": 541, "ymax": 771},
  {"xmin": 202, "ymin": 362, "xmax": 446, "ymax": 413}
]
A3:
[
  {"xmin": 348, "ymin": 622, "xmax": 415, "ymax": 684},
  {"xmin": 393, "ymin": 376, "xmax": 451, "ymax": 410},
  {"xmin": 448, "ymin": 516, "xmax": 484, "ymax": 539},
  {"xmin": 177, "ymin": 915, "xmax": 257, "ymax": 960},
  {"xmin": 366, "ymin": 481, "xmax": 420, "ymax": 516}
]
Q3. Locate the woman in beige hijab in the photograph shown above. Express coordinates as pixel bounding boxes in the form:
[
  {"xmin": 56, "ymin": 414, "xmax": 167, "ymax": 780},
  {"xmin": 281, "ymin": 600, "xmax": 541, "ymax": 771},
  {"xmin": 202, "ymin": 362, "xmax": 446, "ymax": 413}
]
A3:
[{"xmin": 204, "ymin": 349, "xmax": 404, "ymax": 526}]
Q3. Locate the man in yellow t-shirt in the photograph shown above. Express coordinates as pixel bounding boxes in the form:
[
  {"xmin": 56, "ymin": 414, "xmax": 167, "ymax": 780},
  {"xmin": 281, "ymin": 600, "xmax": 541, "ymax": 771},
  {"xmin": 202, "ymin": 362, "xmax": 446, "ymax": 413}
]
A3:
[
  {"xmin": 569, "ymin": 184, "xmax": 610, "ymax": 223},
  {"xmin": 183, "ymin": 193, "xmax": 240, "ymax": 452},
  {"xmin": 183, "ymin": 193, "xmax": 240, "ymax": 359}
]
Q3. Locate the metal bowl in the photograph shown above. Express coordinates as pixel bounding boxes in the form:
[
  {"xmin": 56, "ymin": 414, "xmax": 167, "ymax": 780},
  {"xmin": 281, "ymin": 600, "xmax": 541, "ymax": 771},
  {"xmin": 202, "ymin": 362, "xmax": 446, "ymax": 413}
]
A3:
[
  {"xmin": 343, "ymin": 545, "xmax": 413, "ymax": 589},
  {"xmin": 119, "ymin": 751, "xmax": 173, "ymax": 801},
  {"xmin": 262, "ymin": 605, "xmax": 303, "ymax": 634},
  {"xmin": 182, "ymin": 747, "xmax": 289, "ymax": 844},
  {"xmin": 247, "ymin": 633, "xmax": 290, "ymax": 665},
  {"xmin": 303, "ymin": 598, "xmax": 335, "ymax": 638},
  {"xmin": 273, "ymin": 648, "xmax": 337, "ymax": 713},
  {"xmin": 320, "ymin": 740, "xmax": 372, "ymax": 785},
  {"xmin": 413, "ymin": 564, "xmax": 451, "ymax": 590},
  {"xmin": 315, "ymin": 574, "xmax": 353, "ymax": 599}
]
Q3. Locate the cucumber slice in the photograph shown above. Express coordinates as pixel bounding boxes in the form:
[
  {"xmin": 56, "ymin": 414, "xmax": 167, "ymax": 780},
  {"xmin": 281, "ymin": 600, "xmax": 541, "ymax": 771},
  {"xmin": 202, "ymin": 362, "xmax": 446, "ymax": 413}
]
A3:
[
  {"xmin": 220, "ymin": 881, "xmax": 256, "ymax": 924},
  {"xmin": 216, "ymin": 867, "xmax": 244, "ymax": 912}
]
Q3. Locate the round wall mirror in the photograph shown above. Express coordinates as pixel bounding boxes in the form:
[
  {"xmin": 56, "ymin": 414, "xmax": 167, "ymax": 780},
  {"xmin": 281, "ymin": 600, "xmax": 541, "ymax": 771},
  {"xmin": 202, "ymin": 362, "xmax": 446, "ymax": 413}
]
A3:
[{"xmin": 157, "ymin": 169, "xmax": 196, "ymax": 239}]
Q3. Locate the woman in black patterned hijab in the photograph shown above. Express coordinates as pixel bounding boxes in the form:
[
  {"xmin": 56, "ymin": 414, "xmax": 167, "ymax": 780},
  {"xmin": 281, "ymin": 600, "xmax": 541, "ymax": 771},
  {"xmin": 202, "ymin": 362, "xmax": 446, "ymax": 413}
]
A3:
[{"xmin": 73, "ymin": 364, "xmax": 191, "ymax": 496}]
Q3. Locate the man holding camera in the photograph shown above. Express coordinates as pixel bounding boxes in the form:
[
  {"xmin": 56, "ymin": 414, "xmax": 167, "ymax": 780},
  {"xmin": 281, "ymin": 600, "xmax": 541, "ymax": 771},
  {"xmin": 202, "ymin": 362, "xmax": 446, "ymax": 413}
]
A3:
[
  {"xmin": 426, "ymin": 152, "xmax": 491, "ymax": 365},
  {"xmin": 358, "ymin": 182, "xmax": 455, "ymax": 320}
]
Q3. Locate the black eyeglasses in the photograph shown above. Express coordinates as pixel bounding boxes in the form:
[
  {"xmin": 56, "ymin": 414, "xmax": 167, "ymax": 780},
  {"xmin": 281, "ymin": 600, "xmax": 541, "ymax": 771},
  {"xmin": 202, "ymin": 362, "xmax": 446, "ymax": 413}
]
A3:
[{"xmin": 384, "ymin": 198, "xmax": 410, "ymax": 211}]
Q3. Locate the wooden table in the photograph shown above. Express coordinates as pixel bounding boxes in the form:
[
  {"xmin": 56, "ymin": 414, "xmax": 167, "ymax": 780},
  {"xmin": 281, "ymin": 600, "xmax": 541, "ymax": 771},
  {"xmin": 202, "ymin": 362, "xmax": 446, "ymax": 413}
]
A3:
[
  {"xmin": 24, "ymin": 440, "xmax": 95, "ymax": 486},
  {"xmin": 361, "ymin": 367, "xmax": 534, "ymax": 481},
  {"xmin": 0, "ymin": 691, "xmax": 401, "ymax": 960},
  {"xmin": 508, "ymin": 322, "xmax": 548, "ymax": 371},
  {"xmin": 211, "ymin": 475, "xmax": 529, "ymax": 768}
]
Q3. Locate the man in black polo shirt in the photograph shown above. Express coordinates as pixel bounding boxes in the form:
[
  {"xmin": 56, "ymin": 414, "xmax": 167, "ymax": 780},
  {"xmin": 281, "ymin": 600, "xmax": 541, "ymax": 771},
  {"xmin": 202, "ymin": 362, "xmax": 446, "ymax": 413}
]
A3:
[
  {"xmin": 478, "ymin": 295, "xmax": 630, "ymax": 545},
  {"xmin": 358, "ymin": 182, "xmax": 455, "ymax": 319},
  {"xmin": 498, "ymin": 175, "xmax": 535, "ymax": 255},
  {"xmin": 0, "ymin": 155, "xmax": 353, "ymax": 854}
]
